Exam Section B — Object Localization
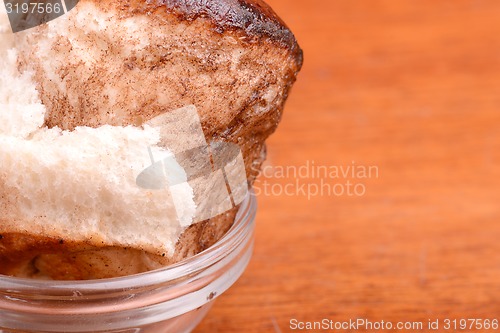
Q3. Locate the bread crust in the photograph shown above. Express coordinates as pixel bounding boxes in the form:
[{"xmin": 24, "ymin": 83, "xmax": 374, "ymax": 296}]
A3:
[
  {"xmin": 110, "ymin": 0, "xmax": 302, "ymax": 54},
  {"xmin": 1, "ymin": 0, "xmax": 302, "ymax": 279}
]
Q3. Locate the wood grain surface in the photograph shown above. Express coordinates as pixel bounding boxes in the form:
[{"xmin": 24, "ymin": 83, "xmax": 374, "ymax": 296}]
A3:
[{"xmin": 196, "ymin": 1, "xmax": 500, "ymax": 332}]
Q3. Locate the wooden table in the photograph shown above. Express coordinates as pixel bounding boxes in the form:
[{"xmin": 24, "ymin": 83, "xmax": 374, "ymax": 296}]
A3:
[{"xmin": 196, "ymin": 1, "xmax": 500, "ymax": 332}]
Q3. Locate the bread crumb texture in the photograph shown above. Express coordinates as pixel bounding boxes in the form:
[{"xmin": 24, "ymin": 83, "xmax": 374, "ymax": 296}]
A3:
[
  {"xmin": 0, "ymin": 0, "xmax": 301, "ymax": 279},
  {"xmin": 1, "ymin": 4, "xmax": 196, "ymax": 270}
]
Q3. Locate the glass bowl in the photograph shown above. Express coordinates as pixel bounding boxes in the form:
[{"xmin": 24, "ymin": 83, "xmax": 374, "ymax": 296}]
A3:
[{"xmin": 0, "ymin": 194, "xmax": 256, "ymax": 333}]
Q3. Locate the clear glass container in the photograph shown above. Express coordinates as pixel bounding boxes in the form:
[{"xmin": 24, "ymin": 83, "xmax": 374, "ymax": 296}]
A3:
[{"xmin": 0, "ymin": 194, "xmax": 256, "ymax": 333}]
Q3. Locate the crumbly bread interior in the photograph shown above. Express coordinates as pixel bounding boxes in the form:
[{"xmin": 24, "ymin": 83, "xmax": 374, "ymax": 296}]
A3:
[
  {"xmin": 0, "ymin": 6, "xmax": 197, "ymax": 278},
  {"xmin": 0, "ymin": 0, "xmax": 302, "ymax": 279}
]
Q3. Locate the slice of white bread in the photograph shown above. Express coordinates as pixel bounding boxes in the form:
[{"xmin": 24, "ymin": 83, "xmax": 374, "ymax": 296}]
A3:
[{"xmin": 0, "ymin": 0, "xmax": 302, "ymax": 279}]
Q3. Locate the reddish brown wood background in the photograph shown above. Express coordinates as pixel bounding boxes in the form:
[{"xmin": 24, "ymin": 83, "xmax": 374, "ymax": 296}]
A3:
[{"xmin": 196, "ymin": 1, "xmax": 500, "ymax": 332}]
